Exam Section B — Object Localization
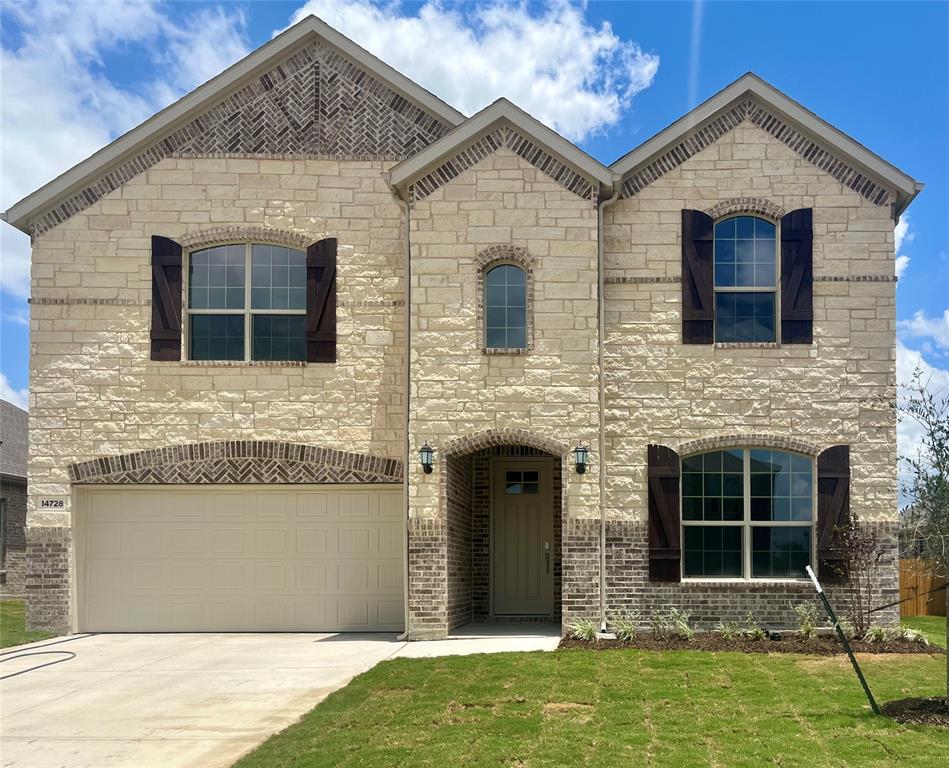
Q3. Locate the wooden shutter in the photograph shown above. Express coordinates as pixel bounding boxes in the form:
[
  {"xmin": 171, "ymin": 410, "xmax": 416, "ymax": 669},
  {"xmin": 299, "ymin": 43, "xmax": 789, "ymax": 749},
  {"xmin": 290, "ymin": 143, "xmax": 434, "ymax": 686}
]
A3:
[
  {"xmin": 780, "ymin": 208, "xmax": 813, "ymax": 344},
  {"xmin": 817, "ymin": 445, "xmax": 850, "ymax": 582},
  {"xmin": 648, "ymin": 444, "xmax": 681, "ymax": 581},
  {"xmin": 306, "ymin": 238, "xmax": 337, "ymax": 363},
  {"xmin": 150, "ymin": 235, "xmax": 182, "ymax": 361},
  {"xmin": 681, "ymin": 209, "xmax": 714, "ymax": 344}
]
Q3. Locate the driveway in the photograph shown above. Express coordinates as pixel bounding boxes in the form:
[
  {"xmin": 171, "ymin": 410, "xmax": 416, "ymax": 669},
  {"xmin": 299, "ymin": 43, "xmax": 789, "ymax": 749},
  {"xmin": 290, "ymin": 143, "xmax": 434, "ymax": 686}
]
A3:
[{"xmin": 0, "ymin": 632, "xmax": 405, "ymax": 768}]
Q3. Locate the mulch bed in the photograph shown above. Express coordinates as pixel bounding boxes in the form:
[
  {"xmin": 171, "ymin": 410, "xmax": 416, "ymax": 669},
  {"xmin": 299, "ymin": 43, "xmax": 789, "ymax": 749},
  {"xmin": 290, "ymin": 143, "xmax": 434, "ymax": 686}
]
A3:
[
  {"xmin": 882, "ymin": 697, "xmax": 949, "ymax": 727},
  {"xmin": 558, "ymin": 634, "xmax": 944, "ymax": 655}
]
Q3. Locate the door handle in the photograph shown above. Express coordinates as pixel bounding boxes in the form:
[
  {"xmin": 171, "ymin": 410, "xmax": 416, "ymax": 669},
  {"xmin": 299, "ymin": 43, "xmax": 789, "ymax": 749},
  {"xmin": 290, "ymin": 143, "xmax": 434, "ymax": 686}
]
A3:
[{"xmin": 544, "ymin": 541, "xmax": 550, "ymax": 574}]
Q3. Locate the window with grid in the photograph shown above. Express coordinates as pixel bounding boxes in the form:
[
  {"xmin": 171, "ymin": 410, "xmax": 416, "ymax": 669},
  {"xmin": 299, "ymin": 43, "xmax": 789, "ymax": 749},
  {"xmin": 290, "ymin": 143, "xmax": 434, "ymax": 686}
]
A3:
[
  {"xmin": 484, "ymin": 264, "xmax": 527, "ymax": 349},
  {"xmin": 187, "ymin": 244, "xmax": 307, "ymax": 362},
  {"xmin": 681, "ymin": 448, "xmax": 814, "ymax": 579},
  {"xmin": 713, "ymin": 216, "xmax": 777, "ymax": 343}
]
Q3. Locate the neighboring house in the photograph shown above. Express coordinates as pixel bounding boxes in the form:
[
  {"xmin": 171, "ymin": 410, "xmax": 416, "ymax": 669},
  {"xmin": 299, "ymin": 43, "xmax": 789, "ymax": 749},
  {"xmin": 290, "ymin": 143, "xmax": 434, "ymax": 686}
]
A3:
[
  {"xmin": 1, "ymin": 16, "xmax": 920, "ymax": 637},
  {"xmin": 0, "ymin": 400, "xmax": 28, "ymax": 595}
]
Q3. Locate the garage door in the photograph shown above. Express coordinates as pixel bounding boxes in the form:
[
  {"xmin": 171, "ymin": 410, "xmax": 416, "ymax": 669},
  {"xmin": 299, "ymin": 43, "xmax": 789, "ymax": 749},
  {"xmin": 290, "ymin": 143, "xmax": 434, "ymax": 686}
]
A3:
[{"xmin": 77, "ymin": 485, "xmax": 404, "ymax": 632}]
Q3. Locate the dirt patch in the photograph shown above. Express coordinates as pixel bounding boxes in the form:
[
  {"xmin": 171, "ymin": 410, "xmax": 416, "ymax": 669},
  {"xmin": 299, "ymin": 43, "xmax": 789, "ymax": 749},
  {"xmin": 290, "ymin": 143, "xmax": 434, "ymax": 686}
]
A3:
[
  {"xmin": 558, "ymin": 634, "xmax": 944, "ymax": 656},
  {"xmin": 882, "ymin": 697, "xmax": 949, "ymax": 727},
  {"xmin": 544, "ymin": 702, "xmax": 594, "ymax": 723}
]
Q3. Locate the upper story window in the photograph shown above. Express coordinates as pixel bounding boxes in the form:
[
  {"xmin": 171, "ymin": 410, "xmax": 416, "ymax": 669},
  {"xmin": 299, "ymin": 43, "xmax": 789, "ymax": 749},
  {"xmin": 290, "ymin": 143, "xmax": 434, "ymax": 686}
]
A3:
[
  {"xmin": 713, "ymin": 216, "xmax": 777, "ymax": 343},
  {"xmin": 186, "ymin": 243, "xmax": 307, "ymax": 361},
  {"xmin": 681, "ymin": 448, "xmax": 814, "ymax": 579},
  {"xmin": 484, "ymin": 264, "xmax": 527, "ymax": 350}
]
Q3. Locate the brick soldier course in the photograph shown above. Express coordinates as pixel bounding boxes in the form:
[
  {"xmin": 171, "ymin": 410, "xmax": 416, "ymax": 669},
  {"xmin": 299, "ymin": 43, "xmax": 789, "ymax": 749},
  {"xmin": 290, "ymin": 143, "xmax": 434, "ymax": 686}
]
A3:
[{"xmin": 2, "ymin": 16, "xmax": 920, "ymax": 637}]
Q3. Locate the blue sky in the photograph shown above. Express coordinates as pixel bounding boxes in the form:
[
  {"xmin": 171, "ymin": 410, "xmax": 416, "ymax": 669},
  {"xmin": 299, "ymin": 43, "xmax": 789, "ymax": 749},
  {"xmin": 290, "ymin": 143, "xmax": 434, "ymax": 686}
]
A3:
[{"xmin": 1, "ymin": 1, "xmax": 947, "ymax": 428}]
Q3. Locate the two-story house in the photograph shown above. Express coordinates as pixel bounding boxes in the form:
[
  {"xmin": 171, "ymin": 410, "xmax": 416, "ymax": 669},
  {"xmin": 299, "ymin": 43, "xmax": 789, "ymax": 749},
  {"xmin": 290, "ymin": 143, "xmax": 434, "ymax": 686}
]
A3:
[{"xmin": 2, "ymin": 16, "xmax": 920, "ymax": 638}]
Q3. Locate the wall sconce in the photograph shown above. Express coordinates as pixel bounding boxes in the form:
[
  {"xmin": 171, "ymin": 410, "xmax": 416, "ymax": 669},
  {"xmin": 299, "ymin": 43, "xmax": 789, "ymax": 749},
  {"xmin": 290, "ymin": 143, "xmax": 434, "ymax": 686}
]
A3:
[
  {"xmin": 572, "ymin": 442, "xmax": 590, "ymax": 475},
  {"xmin": 418, "ymin": 441, "xmax": 435, "ymax": 474}
]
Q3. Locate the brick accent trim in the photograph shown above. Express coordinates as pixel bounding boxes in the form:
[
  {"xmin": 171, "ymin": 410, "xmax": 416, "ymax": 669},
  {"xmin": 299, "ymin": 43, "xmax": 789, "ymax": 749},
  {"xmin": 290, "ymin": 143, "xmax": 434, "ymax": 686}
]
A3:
[
  {"xmin": 620, "ymin": 100, "xmax": 894, "ymax": 208},
  {"xmin": 179, "ymin": 226, "xmax": 314, "ymax": 252},
  {"xmin": 442, "ymin": 429, "xmax": 568, "ymax": 460},
  {"xmin": 676, "ymin": 434, "xmax": 821, "ymax": 457},
  {"xmin": 31, "ymin": 39, "xmax": 452, "ymax": 236},
  {"xmin": 706, "ymin": 197, "xmax": 786, "ymax": 221},
  {"xmin": 409, "ymin": 126, "xmax": 597, "ymax": 203},
  {"xmin": 68, "ymin": 441, "xmax": 403, "ymax": 484},
  {"xmin": 476, "ymin": 246, "xmax": 536, "ymax": 354}
]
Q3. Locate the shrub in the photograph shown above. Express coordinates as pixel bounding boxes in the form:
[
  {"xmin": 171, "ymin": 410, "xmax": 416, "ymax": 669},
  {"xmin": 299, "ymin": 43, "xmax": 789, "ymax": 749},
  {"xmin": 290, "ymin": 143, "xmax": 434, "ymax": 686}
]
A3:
[
  {"xmin": 793, "ymin": 602, "xmax": 820, "ymax": 641},
  {"xmin": 742, "ymin": 612, "xmax": 768, "ymax": 641},
  {"xmin": 651, "ymin": 607, "xmax": 694, "ymax": 641},
  {"xmin": 863, "ymin": 625, "xmax": 930, "ymax": 646},
  {"xmin": 567, "ymin": 618, "xmax": 598, "ymax": 642},
  {"xmin": 610, "ymin": 612, "xmax": 639, "ymax": 642},
  {"xmin": 714, "ymin": 620, "xmax": 743, "ymax": 641},
  {"xmin": 834, "ymin": 618, "xmax": 857, "ymax": 641}
]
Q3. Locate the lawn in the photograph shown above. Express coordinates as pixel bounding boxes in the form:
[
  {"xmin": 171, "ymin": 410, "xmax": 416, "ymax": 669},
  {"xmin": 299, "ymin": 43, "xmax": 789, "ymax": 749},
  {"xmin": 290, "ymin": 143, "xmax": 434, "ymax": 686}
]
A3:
[
  {"xmin": 902, "ymin": 616, "xmax": 947, "ymax": 648},
  {"xmin": 0, "ymin": 600, "xmax": 56, "ymax": 649},
  {"xmin": 234, "ymin": 647, "xmax": 949, "ymax": 768}
]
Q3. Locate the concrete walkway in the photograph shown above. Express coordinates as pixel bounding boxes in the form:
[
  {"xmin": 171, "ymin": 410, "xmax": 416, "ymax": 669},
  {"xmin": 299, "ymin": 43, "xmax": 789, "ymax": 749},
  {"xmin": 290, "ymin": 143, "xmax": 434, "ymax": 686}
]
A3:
[{"xmin": 0, "ymin": 625, "xmax": 558, "ymax": 768}]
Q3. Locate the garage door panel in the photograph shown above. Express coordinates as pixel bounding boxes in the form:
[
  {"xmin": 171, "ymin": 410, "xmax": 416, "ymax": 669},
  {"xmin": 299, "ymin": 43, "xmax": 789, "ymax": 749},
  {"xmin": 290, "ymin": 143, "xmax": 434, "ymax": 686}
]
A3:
[{"xmin": 80, "ymin": 485, "xmax": 403, "ymax": 632}]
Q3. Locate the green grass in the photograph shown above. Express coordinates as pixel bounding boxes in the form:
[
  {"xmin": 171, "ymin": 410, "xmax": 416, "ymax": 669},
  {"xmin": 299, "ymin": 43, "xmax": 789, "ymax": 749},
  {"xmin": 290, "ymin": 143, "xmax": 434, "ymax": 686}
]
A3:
[
  {"xmin": 234, "ymin": 648, "xmax": 948, "ymax": 768},
  {"xmin": 902, "ymin": 616, "xmax": 947, "ymax": 648},
  {"xmin": 0, "ymin": 600, "xmax": 56, "ymax": 649}
]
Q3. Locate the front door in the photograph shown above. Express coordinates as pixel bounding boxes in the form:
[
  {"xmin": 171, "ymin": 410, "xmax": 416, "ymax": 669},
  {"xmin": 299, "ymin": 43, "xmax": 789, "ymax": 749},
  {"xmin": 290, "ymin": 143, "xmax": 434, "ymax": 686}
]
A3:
[{"xmin": 492, "ymin": 459, "xmax": 554, "ymax": 616}]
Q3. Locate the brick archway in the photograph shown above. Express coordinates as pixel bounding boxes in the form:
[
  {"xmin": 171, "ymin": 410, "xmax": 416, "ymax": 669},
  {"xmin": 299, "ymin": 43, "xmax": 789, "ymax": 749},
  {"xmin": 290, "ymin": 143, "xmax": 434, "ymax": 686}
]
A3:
[
  {"xmin": 68, "ymin": 441, "xmax": 403, "ymax": 484},
  {"xmin": 177, "ymin": 226, "xmax": 316, "ymax": 252},
  {"xmin": 676, "ymin": 433, "xmax": 820, "ymax": 457},
  {"xmin": 705, "ymin": 197, "xmax": 786, "ymax": 222},
  {"xmin": 442, "ymin": 428, "xmax": 567, "ymax": 460}
]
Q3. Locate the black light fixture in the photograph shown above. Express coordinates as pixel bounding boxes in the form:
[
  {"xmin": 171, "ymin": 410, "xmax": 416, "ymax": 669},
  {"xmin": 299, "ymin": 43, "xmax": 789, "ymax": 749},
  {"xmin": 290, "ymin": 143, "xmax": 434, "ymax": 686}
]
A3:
[
  {"xmin": 572, "ymin": 442, "xmax": 589, "ymax": 475},
  {"xmin": 419, "ymin": 441, "xmax": 435, "ymax": 474}
]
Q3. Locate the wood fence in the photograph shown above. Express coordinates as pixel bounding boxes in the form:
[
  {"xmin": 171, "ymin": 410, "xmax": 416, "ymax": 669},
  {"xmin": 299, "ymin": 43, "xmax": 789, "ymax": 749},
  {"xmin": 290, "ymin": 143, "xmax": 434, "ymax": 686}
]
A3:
[{"xmin": 899, "ymin": 559, "xmax": 947, "ymax": 617}]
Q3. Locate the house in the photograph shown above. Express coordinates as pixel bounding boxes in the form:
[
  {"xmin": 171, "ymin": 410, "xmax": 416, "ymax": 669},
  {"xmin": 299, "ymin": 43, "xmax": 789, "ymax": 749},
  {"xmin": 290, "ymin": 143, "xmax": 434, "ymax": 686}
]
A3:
[
  {"xmin": 1, "ymin": 400, "xmax": 28, "ymax": 595},
  {"xmin": 2, "ymin": 15, "xmax": 919, "ymax": 638}
]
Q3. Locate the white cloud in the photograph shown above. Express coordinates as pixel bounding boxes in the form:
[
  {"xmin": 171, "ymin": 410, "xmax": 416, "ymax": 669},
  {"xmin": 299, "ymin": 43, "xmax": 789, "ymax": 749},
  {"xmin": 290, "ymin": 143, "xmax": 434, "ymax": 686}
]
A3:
[
  {"xmin": 894, "ymin": 214, "xmax": 914, "ymax": 280},
  {"xmin": 0, "ymin": 372, "xmax": 28, "ymax": 410},
  {"xmin": 0, "ymin": 1, "xmax": 249, "ymax": 300},
  {"xmin": 899, "ymin": 309, "xmax": 949, "ymax": 352},
  {"xmin": 285, "ymin": 0, "xmax": 659, "ymax": 141},
  {"xmin": 897, "ymin": 341, "xmax": 949, "ymax": 483}
]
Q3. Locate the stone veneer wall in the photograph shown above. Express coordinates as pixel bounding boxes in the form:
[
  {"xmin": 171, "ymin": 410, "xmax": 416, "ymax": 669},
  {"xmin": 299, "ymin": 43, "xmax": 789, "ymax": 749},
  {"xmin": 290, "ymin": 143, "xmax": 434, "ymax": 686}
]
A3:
[
  {"xmin": 406, "ymin": 148, "xmax": 601, "ymax": 636},
  {"xmin": 27, "ymin": 155, "xmax": 408, "ymax": 629},
  {"xmin": 603, "ymin": 121, "xmax": 899, "ymax": 625},
  {"xmin": 0, "ymin": 480, "xmax": 27, "ymax": 595}
]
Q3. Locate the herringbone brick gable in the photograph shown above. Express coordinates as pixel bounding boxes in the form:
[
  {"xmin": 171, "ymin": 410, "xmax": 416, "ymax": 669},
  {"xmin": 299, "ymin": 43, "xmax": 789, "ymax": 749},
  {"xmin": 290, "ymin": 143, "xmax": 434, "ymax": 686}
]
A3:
[{"xmin": 33, "ymin": 40, "xmax": 454, "ymax": 236}]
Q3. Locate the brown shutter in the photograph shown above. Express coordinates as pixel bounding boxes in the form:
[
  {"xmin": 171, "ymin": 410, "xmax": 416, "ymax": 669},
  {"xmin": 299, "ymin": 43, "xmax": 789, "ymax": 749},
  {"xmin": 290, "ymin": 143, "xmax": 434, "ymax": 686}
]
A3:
[
  {"xmin": 150, "ymin": 235, "xmax": 183, "ymax": 361},
  {"xmin": 648, "ymin": 444, "xmax": 681, "ymax": 581},
  {"xmin": 681, "ymin": 209, "xmax": 714, "ymax": 344},
  {"xmin": 817, "ymin": 444, "xmax": 850, "ymax": 582},
  {"xmin": 780, "ymin": 208, "xmax": 813, "ymax": 344},
  {"xmin": 306, "ymin": 238, "xmax": 337, "ymax": 363}
]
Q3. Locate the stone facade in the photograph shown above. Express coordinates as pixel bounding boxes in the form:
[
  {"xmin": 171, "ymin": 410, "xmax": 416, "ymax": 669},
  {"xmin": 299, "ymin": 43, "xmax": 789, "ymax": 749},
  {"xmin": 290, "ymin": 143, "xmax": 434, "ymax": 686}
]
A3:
[
  {"xmin": 14, "ymin": 23, "xmax": 908, "ymax": 636},
  {"xmin": 603, "ymin": 122, "xmax": 899, "ymax": 626}
]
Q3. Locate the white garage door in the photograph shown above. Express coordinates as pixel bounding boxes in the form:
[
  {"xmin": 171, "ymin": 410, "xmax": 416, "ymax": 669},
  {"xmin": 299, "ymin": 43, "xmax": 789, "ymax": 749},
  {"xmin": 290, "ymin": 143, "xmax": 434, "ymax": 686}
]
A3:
[{"xmin": 77, "ymin": 485, "xmax": 404, "ymax": 632}]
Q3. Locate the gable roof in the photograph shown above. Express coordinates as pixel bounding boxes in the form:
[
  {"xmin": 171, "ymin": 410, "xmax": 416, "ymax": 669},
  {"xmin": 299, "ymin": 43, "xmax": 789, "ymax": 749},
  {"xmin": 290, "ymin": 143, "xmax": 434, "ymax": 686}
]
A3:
[
  {"xmin": 386, "ymin": 98, "xmax": 615, "ymax": 201},
  {"xmin": 2, "ymin": 15, "xmax": 466, "ymax": 236},
  {"xmin": 0, "ymin": 400, "xmax": 27, "ymax": 480},
  {"xmin": 611, "ymin": 73, "xmax": 922, "ymax": 215}
]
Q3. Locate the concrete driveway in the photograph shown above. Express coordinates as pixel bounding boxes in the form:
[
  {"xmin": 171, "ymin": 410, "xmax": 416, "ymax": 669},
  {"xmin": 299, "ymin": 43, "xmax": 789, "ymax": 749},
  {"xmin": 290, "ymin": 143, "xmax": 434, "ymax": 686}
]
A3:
[{"xmin": 0, "ymin": 632, "xmax": 405, "ymax": 768}]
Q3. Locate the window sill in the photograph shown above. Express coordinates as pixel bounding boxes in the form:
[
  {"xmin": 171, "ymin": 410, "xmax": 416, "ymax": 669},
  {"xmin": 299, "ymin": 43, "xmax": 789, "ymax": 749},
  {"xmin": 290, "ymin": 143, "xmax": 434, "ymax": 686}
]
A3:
[
  {"xmin": 179, "ymin": 360, "xmax": 308, "ymax": 367},
  {"xmin": 483, "ymin": 347, "xmax": 530, "ymax": 356},
  {"xmin": 678, "ymin": 578, "xmax": 812, "ymax": 587},
  {"xmin": 713, "ymin": 342, "xmax": 781, "ymax": 349}
]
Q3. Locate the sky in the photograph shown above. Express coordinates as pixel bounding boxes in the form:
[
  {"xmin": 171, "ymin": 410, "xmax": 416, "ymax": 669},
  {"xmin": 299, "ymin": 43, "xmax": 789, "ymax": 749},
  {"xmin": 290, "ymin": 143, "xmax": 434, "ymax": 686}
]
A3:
[{"xmin": 1, "ymin": 0, "xmax": 947, "ymax": 461}]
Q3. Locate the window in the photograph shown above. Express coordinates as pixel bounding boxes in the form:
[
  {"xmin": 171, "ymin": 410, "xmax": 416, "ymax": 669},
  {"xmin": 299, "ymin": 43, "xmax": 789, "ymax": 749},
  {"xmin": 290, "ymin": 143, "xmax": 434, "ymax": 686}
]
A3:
[
  {"xmin": 505, "ymin": 470, "xmax": 539, "ymax": 494},
  {"xmin": 484, "ymin": 264, "xmax": 527, "ymax": 349},
  {"xmin": 186, "ymin": 243, "xmax": 307, "ymax": 361},
  {"xmin": 681, "ymin": 448, "xmax": 814, "ymax": 579},
  {"xmin": 713, "ymin": 216, "xmax": 776, "ymax": 343}
]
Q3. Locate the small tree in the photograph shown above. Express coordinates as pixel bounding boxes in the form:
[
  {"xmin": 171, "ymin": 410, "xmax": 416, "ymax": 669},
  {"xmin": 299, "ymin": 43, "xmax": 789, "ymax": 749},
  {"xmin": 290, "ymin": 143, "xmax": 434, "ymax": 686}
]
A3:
[
  {"xmin": 831, "ymin": 512, "xmax": 888, "ymax": 636},
  {"xmin": 899, "ymin": 367, "xmax": 949, "ymax": 704}
]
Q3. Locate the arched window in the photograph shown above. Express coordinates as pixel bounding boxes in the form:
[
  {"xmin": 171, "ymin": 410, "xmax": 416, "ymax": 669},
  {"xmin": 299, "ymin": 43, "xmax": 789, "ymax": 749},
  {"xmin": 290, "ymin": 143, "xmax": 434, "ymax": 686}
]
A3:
[
  {"xmin": 681, "ymin": 448, "xmax": 814, "ymax": 579},
  {"xmin": 186, "ymin": 243, "xmax": 307, "ymax": 361},
  {"xmin": 484, "ymin": 264, "xmax": 527, "ymax": 350},
  {"xmin": 713, "ymin": 215, "xmax": 776, "ymax": 343}
]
